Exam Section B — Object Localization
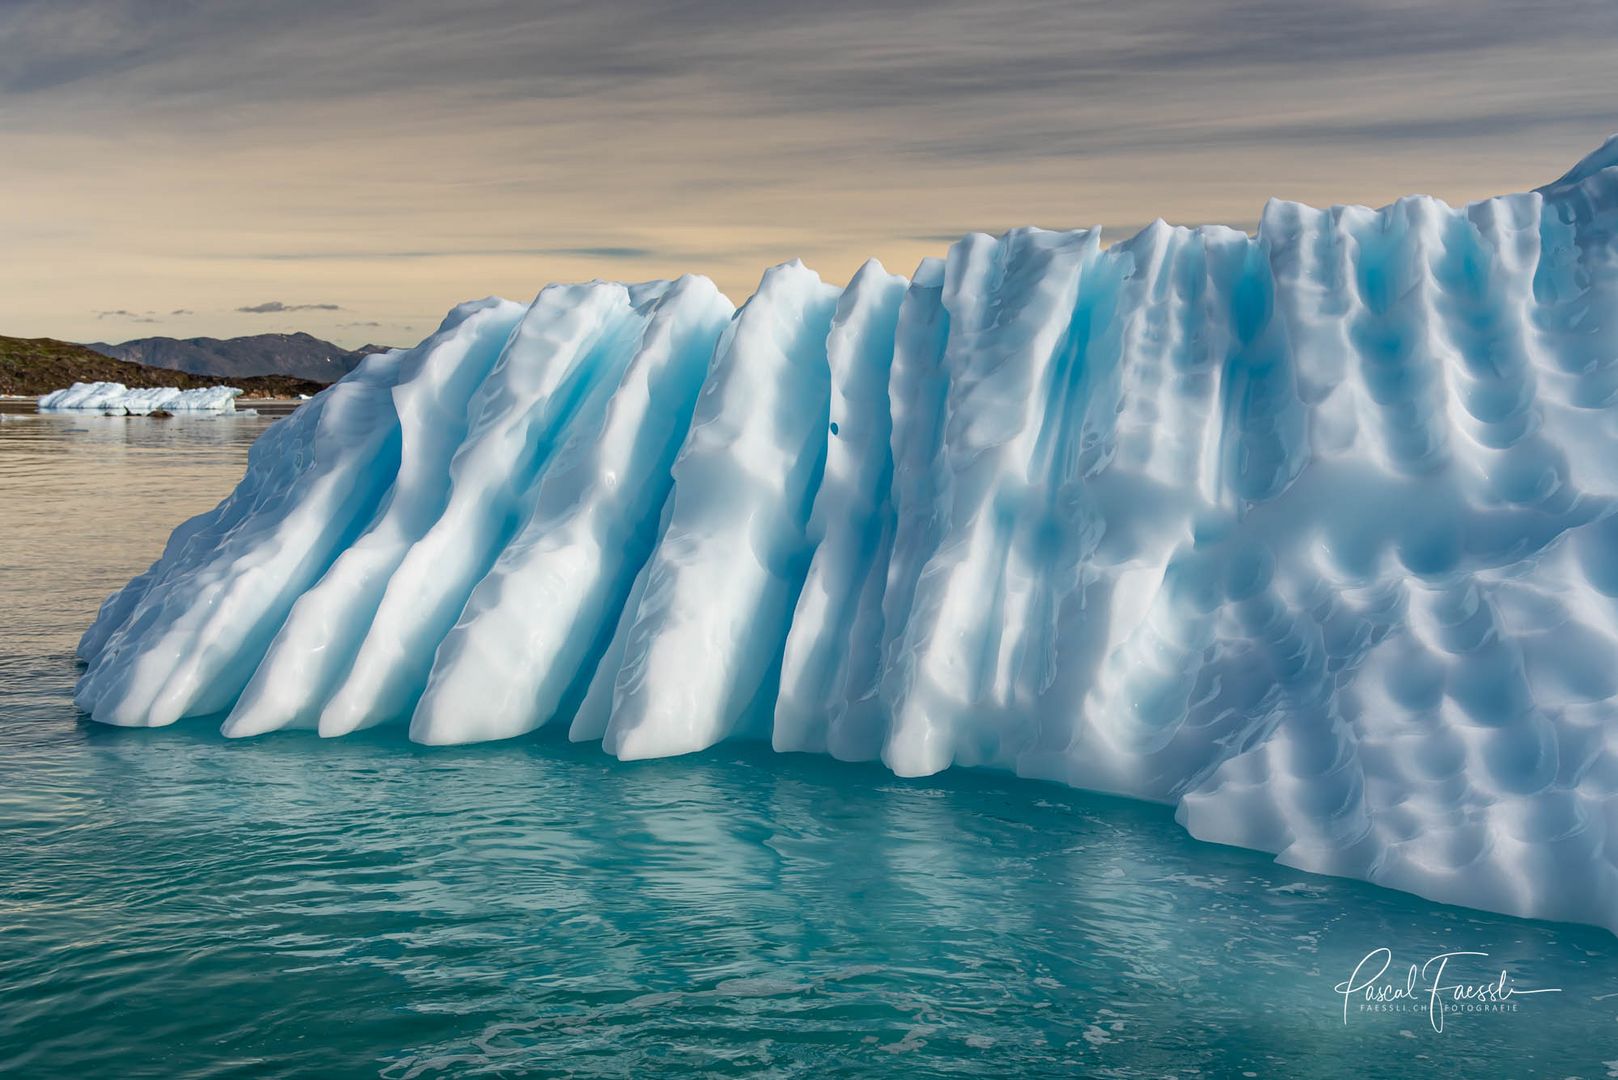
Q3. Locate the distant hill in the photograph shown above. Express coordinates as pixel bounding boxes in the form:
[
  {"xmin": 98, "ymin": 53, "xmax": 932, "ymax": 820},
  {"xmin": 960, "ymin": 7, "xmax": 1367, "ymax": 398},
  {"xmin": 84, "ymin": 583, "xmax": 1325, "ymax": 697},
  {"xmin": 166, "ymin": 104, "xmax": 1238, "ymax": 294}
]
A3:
[
  {"xmin": 0, "ymin": 336, "xmax": 330, "ymax": 398},
  {"xmin": 85, "ymin": 331, "xmax": 392, "ymax": 384}
]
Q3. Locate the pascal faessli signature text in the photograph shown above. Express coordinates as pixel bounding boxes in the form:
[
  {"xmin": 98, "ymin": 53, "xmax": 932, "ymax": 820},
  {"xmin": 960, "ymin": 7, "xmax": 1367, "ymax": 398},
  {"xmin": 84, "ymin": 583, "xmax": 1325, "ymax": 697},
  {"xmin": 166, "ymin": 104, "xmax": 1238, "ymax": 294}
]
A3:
[{"xmin": 1334, "ymin": 949, "xmax": 1562, "ymax": 1032}]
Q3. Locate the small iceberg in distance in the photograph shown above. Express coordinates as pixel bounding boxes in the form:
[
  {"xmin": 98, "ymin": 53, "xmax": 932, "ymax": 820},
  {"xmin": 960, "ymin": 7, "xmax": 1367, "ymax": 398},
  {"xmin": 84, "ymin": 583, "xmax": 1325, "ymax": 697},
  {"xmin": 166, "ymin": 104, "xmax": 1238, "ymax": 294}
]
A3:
[
  {"xmin": 69, "ymin": 138, "xmax": 1618, "ymax": 936},
  {"xmin": 39, "ymin": 381, "xmax": 242, "ymax": 414}
]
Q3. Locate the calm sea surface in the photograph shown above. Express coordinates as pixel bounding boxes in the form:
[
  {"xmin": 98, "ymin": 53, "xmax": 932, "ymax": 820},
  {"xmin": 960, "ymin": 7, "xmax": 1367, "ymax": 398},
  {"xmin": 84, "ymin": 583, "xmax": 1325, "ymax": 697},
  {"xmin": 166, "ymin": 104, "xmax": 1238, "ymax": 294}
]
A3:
[{"xmin": 2, "ymin": 410, "xmax": 1617, "ymax": 1078}]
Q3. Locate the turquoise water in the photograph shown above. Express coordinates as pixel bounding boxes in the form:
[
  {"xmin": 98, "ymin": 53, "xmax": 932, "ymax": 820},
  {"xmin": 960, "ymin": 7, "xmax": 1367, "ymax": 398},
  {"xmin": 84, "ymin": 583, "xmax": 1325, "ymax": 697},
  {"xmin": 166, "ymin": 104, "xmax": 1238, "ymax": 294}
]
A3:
[{"xmin": 3, "ymin": 411, "xmax": 1617, "ymax": 1078}]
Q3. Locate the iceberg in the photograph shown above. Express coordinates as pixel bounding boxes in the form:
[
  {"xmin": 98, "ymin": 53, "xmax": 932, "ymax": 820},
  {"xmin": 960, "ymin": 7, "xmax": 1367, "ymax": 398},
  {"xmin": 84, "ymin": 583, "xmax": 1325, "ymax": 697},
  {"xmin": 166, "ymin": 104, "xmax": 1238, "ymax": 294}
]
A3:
[
  {"xmin": 39, "ymin": 381, "xmax": 243, "ymax": 414},
  {"xmin": 74, "ymin": 139, "xmax": 1618, "ymax": 933}
]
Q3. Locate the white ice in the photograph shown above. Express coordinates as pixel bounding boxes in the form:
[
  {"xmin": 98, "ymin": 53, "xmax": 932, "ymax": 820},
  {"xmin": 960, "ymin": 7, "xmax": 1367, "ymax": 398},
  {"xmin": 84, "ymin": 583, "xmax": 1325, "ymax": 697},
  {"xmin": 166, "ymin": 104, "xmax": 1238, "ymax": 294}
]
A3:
[
  {"xmin": 39, "ymin": 381, "xmax": 242, "ymax": 413},
  {"xmin": 73, "ymin": 138, "xmax": 1618, "ymax": 934}
]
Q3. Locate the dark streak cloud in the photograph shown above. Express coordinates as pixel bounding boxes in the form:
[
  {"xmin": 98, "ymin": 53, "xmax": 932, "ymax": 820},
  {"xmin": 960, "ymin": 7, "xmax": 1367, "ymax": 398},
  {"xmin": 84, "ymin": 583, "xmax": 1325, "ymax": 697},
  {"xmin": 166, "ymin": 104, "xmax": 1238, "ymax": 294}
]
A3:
[
  {"xmin": 236, "ymin": 301, "xmax": 343, "ymax": 313},
  {"xmin": 548, "ymin": 246, "xmax": 657, "ymax": 260},
  {"xmin": 242, "ymin": 246, "xmax": 660, "ymax": 262},
  {"xmin": 895, "ymin": 106, "xmax": 1618, "ymax": 167}
]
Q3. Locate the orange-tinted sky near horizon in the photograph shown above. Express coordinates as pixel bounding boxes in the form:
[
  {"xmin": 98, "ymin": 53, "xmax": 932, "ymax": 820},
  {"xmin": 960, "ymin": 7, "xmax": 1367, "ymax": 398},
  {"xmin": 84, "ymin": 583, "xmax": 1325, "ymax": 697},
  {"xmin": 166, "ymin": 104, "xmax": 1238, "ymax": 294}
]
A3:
[{"xmin": 5, "ymin": 0, "xmax": 1618, "ymax": 349}]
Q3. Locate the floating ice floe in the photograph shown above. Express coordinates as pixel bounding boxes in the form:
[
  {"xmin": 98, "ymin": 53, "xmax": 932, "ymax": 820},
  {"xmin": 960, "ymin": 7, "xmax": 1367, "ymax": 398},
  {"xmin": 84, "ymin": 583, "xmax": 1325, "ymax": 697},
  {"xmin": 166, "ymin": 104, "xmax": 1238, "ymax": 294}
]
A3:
[
  {"xmin": 39, "ymin": 382, "xmax": 242, "ymax": 414},
  {"xmin": 73, "ymin": 137, "xmax": 1618, "ymax": 933}
]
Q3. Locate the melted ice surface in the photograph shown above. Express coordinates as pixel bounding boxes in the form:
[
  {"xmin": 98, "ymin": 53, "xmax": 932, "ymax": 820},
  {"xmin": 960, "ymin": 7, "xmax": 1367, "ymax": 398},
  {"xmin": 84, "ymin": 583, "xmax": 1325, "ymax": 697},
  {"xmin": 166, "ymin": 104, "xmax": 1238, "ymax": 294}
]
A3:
[{"xmin": 75, "ymin": 140, "xmax": 1618, "ymax": 932}]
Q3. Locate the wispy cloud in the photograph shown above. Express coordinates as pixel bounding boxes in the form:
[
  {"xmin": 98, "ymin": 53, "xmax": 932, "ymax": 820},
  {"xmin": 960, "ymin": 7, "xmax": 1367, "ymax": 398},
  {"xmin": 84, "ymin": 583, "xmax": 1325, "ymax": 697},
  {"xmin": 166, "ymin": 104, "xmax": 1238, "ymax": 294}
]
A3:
[
  {"xmin": 95, "ymin": 308, "xmax": 158, "ymax": 322},
  {"xmin": 240, "ymin": 245, "xmax": 662, "ymax": 262},
  {"xmin": 236, "ymin": 301, "xmax": 342, "ymax": 313},
  {"xmin": 6, "ymin": 0, "xmax": 1614, "ymax": 123},
  {"xmin": 547, "ymin": 246, "xmax": 656, "ymax": 260}
]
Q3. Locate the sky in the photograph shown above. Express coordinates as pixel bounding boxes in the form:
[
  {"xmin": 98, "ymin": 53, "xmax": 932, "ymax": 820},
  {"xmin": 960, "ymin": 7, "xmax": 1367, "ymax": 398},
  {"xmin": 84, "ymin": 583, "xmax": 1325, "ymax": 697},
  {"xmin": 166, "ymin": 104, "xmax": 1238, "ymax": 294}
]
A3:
[{"xmin": 4, "ymin": 0, "xmax": 1617, "ymax": 350}]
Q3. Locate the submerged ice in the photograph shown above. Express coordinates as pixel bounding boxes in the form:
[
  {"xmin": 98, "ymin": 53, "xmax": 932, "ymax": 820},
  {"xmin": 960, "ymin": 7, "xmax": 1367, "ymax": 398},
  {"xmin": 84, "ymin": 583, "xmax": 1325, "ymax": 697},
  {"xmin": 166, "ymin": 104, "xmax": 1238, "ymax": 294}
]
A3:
[{"xmin": 75, "ymin": 140, "xmax": 1618, "ymax": 933}]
